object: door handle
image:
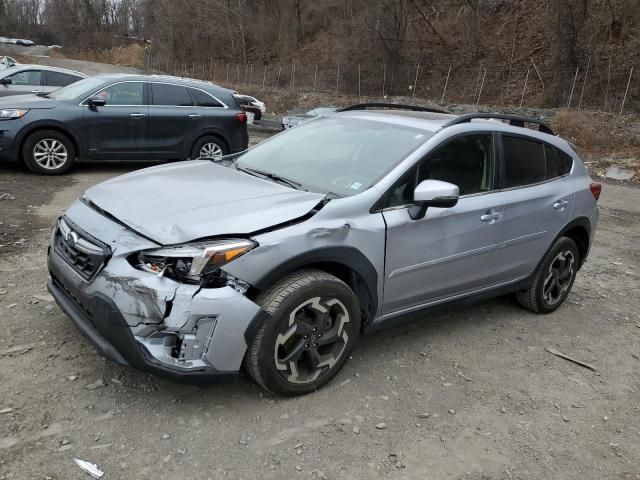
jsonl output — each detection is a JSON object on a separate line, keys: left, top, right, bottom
{"left": 188, "top": 113, "right": 201, "bottom": 118}
{"left": 480, "top": 211, "right": 502, "bottom": 222}
{"left": 553, "top": 199, "right": 569, "bottom": 210}
{"left": 130, "top": 113, "right": 146, "bottom": 118}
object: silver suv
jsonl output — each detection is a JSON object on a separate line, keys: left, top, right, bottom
{"left": 47, "top": 104, "right": 601, "bottom": 395}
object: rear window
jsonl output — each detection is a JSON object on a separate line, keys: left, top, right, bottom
{"left": 151, "top": 83, "right": 192, "bottom": 106}
{"left": 190, "top": 88, "right": 224, "bottom": 107}
{"left": 502, "top": 135, "right": 546, "bottom": 188}
{"left": 45, "top": 71, "right": 79, "bottom": 87}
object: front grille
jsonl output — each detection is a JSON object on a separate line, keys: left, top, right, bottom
{"left": 54, "top": 218, "right": 110, "bottom": 280}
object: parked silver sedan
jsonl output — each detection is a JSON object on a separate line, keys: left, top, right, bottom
{"left": 0, "top": 65, "right": 86, "bottom": 97}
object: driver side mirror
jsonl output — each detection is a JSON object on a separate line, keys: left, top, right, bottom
{"left": 409, "top": 179, "right": 459, "bottom": 220}
{"left": 0, "top": 77, "right": 12, "bottom": 85}
{"left": 87, "top": 95, "right": 106, "bottom": 107}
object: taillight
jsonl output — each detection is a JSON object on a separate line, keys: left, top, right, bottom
{"left": 235, "top": 112, "right": 247, "bottom": 123}
{"left": 589, "top": 182, "right": 602, "bottom": 201}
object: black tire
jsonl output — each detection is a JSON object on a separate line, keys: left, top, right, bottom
{"left": 22, "top": 130, "right": 75, "bottom": 175}
{"left": 190, "top": 136, "right": 227, "bottom": 160}
{"left": 517, "top": 236, "right": 580, "bottom": 314}
{"left": 246, "top": 269, "right": 361, "bottom": 396}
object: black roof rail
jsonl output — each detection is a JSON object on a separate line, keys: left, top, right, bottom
{"left": 441, "top": 113, "right": 555, "bottom": 135}
{"left": 338, "top": 103, "right": 449, "bottom": 114}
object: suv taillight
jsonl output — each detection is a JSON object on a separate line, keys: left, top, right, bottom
{"left": 235, "top": 112, "right": 247, "bottom": 124}
{"left": 589, "top": 182, "right": 602, "bottom": 201}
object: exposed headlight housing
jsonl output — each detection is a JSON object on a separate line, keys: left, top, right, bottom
{"left": 134, "top": 239, "right": 255, "bottom": 286}
{"left": 0, "top": 109, "right": 28, "bottom": 120}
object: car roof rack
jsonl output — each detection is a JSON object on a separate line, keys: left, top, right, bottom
{"left": 441, "top": 113, "right": 555, "bottom": 135}
{"left": 338, "top": 103, "right": 449, "bottom": 114}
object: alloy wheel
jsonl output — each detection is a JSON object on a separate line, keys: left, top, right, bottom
{"left": 33, "top": 139, "right": 68, "bottom": 170}
{"left": 274, "top": 296, "right": 350, "bottom": 384}
{"left": 543, "top": 250, "right": 575, "bottom": 306}
{"left": 199, "top": 142, "right": 223, "bottom": 159}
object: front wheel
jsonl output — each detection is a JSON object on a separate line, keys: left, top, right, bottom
{"left": 23, "top": 130, "right": 75, "bottom": 175}
{"left": 517, "top": 236, "right": 579, "bottom": 313}
{"left": 246, "top": 270, "right": 361, "bottom": 396}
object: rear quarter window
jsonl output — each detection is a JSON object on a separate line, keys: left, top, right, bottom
{"left": 190, "top": 88, "right": 224, "bottom": 107}
{"left": 544, "top": 144, "right": 573, "bottom": 178}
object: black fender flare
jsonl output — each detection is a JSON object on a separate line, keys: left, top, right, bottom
{"left": 531, "top": 216, "right": 592, "bottom": 277}
{"left": 244, "top": 246, "right": 379, "bottom": 343}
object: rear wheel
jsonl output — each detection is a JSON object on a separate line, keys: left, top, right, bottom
{"left": 191, "top": 136, "right": 226, "bottom": 160}
{"left": 246, "top": 270, "right": 361, "bottom": 396}
{"left": 23, "top": 130, "right": 75, "bottom": 175}
{"left": 517, "top": 236, "right": 579, "bottom": 313}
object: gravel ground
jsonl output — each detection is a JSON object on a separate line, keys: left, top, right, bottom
{"left": 1, "top": 128, "right": 640, "bottom": 480}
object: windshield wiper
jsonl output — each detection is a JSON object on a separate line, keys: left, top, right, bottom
{"left": 236, "top": 166, "right": 304, "bottom": 190}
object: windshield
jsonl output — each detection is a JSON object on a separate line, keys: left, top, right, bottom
{"left": 236, "top": 116, "right": 432, "bottom": 196}
{"left": 47, "top": 77, "right": 106, "bottom": 100}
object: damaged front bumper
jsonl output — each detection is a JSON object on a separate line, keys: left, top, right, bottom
{"left": 47, "top": 200, "right": 266, "bottom": 382}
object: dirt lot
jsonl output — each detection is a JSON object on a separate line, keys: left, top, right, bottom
{"left": 1, "top": 128, "right": 640, "bottom": 480}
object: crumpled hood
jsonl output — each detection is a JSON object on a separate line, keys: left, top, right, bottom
{"left": 84, "top": 160, "right": 325, "bottom": 245}
{"left": 0, "top": 94, "right": 60, "bottom": 109}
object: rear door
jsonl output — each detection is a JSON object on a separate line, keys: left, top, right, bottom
{"left": 1, "top": 69, "right": 43, "bottom": 97}
{"left": 83, "top": 81, "right": 149, "bottom": 160}
{"left": 147, "top": 82, "right": 203, "bottom": 159}
{"left": 495, "top": 134, "right": 575, "bottom": 282}
{"left": 190, "top": 87, "right": 235, "bottom": 149}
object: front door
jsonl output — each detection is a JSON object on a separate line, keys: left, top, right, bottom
{"left": 382, "top": 133, "right": 507, "bottom": 316}
{"left": 1, "top": 69, "right": 43, "bottom": 97}
{"left": 83, "top": 81, "right": 149, "bottom": 160}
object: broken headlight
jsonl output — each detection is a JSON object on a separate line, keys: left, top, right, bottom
{"left": 136, "top": 239, "right": 255, "bottom": 286}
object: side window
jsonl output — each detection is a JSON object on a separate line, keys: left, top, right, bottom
{"left": 8, "top": 70, "right": 42, "bottom": 85}
{"left": 191, "top": 88, "right": 224, "bottom": 107}
{"left": 544, "top": 144, "right": 573, "bottom": 179}
{"left": 45, "top": 71, "right": 78, "bottom": 87}
{"left": 151, "top": 83, "right": 192, "bottom": 106}
{"left": 385, "top": 134, "right": 494, "bottom": 208}
{"left": 417, "top": 134, "right": 494, "bottom": 196}
{"left": 95, "top": 82, "right": 144, "bottom": 105}
{"left": 502, "top": 135, "right": 546, "bottom": 188}
{"left": 235, "top": 96, "right": 249, "bottom": 106}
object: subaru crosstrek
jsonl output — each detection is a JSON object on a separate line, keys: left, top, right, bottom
{"left": 47, "top": 104, "right": 600, "bottom": 396}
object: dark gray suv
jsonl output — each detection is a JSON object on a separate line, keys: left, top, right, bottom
{"left": 0, "top": 74, "right": 248, "bottom": 174}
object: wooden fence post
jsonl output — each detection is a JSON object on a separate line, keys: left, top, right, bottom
{"left": 440, "top": 64, "right": 451, "bottom": 104}
{"left": 520, "top": 68, "right": 530, "bottom": 107}
{"left": 476, "top": 68, "right": 486, "bottom": 105}
{"left": 620, "top": 66, "right": 634, "bottom": 115}
{"left": 567, "top": 67, "right": 579, "bottom": 109}
{"left": 578, "top": 56, "right": 591, "bottom": 110}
